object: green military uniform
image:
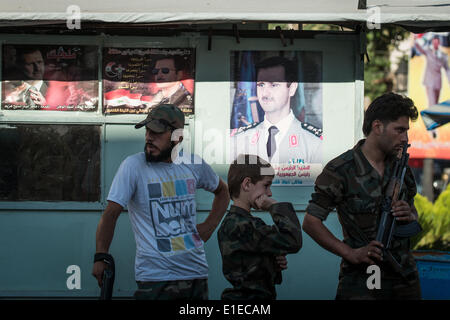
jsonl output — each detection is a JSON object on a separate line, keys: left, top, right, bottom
{"left": 218, "top": 202, "right": 302, "bottom": 300}
{"left": 306, "top": 139, "right": 421, "bottom": 300}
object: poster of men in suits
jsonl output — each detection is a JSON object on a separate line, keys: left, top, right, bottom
{"left": 230, "top": 51, "right": 323, "bottom": 186}
{"left": 102, "top": 48, "right": 195, "bottom": 115}
{"left": 2, "top": 44, "right": 98, "bottom": 111}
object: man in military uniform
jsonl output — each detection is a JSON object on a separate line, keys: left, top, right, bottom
{"left": 303, "top": 92, "right": 422, "bottom": 300}
{"left": 230, "top": 56, "right": 322, "bottom": 164}
{"left": 414, "top": 35, "right": 450, "bottom": 107}
{"left": 218, "top": 154, "right": 302, "bottom": 300}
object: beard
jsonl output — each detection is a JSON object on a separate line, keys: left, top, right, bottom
{"left": 144, "top": 141, "right": 176, "bottom": 163}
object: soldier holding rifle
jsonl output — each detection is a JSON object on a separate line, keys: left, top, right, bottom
{"left": 303, "top": 92, "right": 422, "bottom": 299}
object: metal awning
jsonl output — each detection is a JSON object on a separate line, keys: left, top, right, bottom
{"left": 0, "top": 0, "right": 449, "bottom": 32}
{"left": 421, "top": 100, "right": 450, "bottom": 130}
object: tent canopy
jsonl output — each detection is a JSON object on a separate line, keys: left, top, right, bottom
{"left": 0, "top": 0, "right": 449, "bottom": 32}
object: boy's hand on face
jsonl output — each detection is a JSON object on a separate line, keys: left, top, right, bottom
{"left": 254, "top": 194, "right": 277, "bottom": 211}
{"left": 275, "top": 255, "right": 288, "bottom": 271}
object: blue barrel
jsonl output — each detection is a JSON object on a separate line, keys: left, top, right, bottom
{"left": 414, "top": 251, "right": 450, "bottom": 300}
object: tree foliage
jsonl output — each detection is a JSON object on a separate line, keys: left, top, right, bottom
{"left": 268, "top": 24, "right": 410, "bottom": 101}
{"left": 364, "top": 26, "right": 409, "bottom": 101}
{"left": 412, "top": 184, "right": 450, "bottom": 251}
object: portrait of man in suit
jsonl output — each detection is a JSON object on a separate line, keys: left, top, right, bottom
{"left": 2, "top": 47, "right": 48, "bottom": 108}
{"left": 2, "top": 45, "right": 99, "bottom": 111}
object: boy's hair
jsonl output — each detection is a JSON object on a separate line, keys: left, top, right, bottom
{"left": 228, "top": 154, "right": 275, "bottom": 200}
{"left": 363, "top": 92, "right": 418, "bottom": 136}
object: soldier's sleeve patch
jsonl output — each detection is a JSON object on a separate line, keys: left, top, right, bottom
{"left": 301, "top": 122, "right": 322, "bottom": 138}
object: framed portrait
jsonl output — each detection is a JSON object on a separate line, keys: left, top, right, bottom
{"left": 103, "top": 48, "right": 195, "bottom": 115}
{"left": 230, "top": 51, "right": 323, "bottom": 185}
{"left": 2, "top": 44, "right": 98, "bottom": 111}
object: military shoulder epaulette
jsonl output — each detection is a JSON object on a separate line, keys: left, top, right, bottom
{"left": 301, "top": 122, "right": 322, "bottom": 138}
{"left": 235, "top": 121, "right": 262, "bottom": 135}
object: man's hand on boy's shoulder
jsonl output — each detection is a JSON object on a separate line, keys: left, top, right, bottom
{"left": 255, "top": 195, "right": 277, "bottom": 211}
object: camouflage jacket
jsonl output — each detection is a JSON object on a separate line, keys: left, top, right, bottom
{"left": 217, "top": 202, "right": 302, "bottom": 300}
{"left": 306, "top": 139, "right": 418, "bottom": 277}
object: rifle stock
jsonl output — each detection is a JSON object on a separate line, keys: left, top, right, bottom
{"left": 394, "top": 221, "right": 422, "bottom": 237}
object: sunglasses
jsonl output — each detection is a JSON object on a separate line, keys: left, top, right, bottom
{"left": 151, "top": 68, "right": 176, "bottom": 75}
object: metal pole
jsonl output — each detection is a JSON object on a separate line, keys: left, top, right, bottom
{"left": 422, "top": 158, "right": 434, "bottom": 201}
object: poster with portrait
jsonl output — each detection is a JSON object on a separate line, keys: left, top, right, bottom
{"left": 2, "top": 45, "right": 98, "bottom": 111}
{"left": 102, "top": 48, "right": 195, "bottom": 115}
{"left": 408, "top": 32, "right": 450, "bottom": 160}
{"left": 229, "top": 51, "right": 323, "bottom": 186}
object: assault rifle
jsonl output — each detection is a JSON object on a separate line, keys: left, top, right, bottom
{"left": 375, "top": 143, "right": 422, "bottom": 275}
{"left": 95, "top": 253, "right": 115, "bottom": 300}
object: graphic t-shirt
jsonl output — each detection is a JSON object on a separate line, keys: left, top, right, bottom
{"left": 107, "top": 152, "right": 219, "bottom": 281}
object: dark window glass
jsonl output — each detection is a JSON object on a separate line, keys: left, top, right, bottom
{"left": 0, "top": 124, "right": 101, "bottom": 201}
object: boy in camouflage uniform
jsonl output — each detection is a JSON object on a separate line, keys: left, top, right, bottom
{"left": 218, "top": 154, "right": 302, "bottom": 300}
{"left": 303, "top": 92, "right": 422, "bottom": 300}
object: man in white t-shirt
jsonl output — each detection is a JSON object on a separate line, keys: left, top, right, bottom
{"left": 92, "top": 104, "right": 230, "bottom": 300}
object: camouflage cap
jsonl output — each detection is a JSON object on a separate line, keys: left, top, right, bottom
{"left": 135, "top": 104, "right": 185, "bottom": 132}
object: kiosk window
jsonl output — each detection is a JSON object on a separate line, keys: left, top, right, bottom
{"left": 0, "top": 124, "right": 101, "bottom": 201}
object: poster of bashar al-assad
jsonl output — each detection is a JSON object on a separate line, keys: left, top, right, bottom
{"left": 102, "top": 48, "right": 195, "bottom": 115}
{"left": 230, "top": 51, "right": 323, "bottom": 186}
{"left": 408, "top": 32, "right": 450, "bottom": 160}
{"left": 2, "top": 45, "right": 98, "bottom": 111}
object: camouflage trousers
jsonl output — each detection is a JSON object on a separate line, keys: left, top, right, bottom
{"left": 335, "top": 270, "right": 422, "bottom": 300}
{"left": 221, "top": 288, "right": 275, "bottom": 301}
{"left": 134, "top": 278, "right": 208, "bottom": 300}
